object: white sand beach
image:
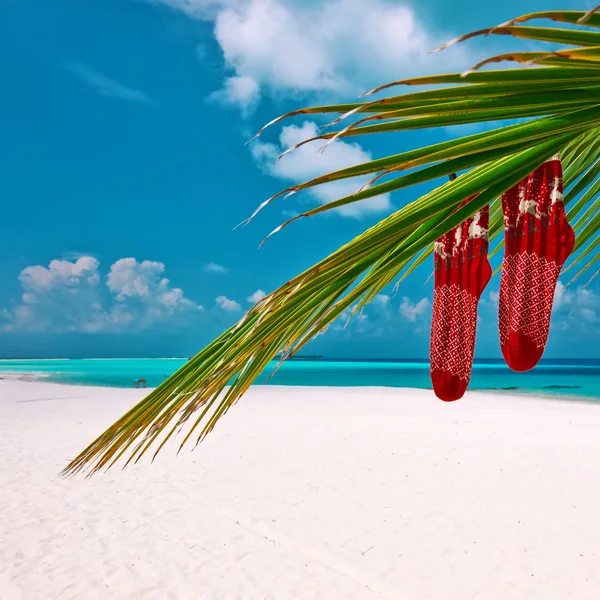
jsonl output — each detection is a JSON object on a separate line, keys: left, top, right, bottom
{"left": 2, "top": 378, "right": 600, "bottom": 599}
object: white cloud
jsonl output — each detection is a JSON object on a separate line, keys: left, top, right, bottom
{"left": 19, "top": 257, "right": 100, "bottom": 293}
{"left": 146, "top": 1, "right": 471, "bottom": 221}
{"left": 477, "top": 281, "right": 599, "bottom": 335}
{"left": 553, "top": 282, "right": 568, "bottom": 310}
{"left": 150, "top": 0, "right": 470, "bottom": 110}
{"left": 580, "top": 307, "right": 597, "bottom": 322}
{"left": 204, "top": 262, "right": 230, "bottom": 273}
{"left": 373, "top": 294, "right": 391, "bottom": 309}
{"left": 0, "top": 257, "right": 103, "bottom": 333}
{"left": 67, "top": 62, "right": 153, "bottom": 104}
{"left": 108, "top": 259, "right": 164, "bottom": 300}
{"left": 553, "top": 283, "right": 598, "bottom": 326}
{"left": 251, "top": 121, "right": 392, "bottom": 217}
{"left": 208, "top": 75, "right": 260, "bottom": 114}
{"left": 330, "top": 293, "right": 431, "bottom": 338}
{"left": 247, "top": 289, "right": 266, "bottom": 303}
{"left": 216, "top": 295, "right": 242, "bottom": 311}
{"left": 399, "top": 296, "right": 431, "bottom": 322}
{"left": 107, "top": 258, "right": 199, "bottom": 315}
{"left": 0, "top": 257, "right": 201, "bottom": 333}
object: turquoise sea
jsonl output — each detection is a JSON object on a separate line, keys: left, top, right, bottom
{"left": 0, "top": 358, "right": 599, "bottom": 400}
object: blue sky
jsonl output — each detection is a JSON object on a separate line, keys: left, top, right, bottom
{"left": 0, "top": 0, "right": 598, "bottom": 359}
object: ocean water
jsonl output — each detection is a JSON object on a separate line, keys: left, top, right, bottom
{"left": 0, "top": 358, "right": 599, "bottom": 400}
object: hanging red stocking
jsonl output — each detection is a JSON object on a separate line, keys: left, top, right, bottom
{"left": 499, "top": 155, "right": 575, "bottom": 371}
{"left": 430, "top": 199, "right": 492, "bottom": 401}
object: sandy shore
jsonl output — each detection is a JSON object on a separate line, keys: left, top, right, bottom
{"left": 2, "top": 379, "right": 600, "bottom": 599}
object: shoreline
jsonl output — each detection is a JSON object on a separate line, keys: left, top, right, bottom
{"left": 1, "top": 371, "right": 598, "bottom": 406}
{"left": 0, "top": 371, "right": 51, "bottom": 382}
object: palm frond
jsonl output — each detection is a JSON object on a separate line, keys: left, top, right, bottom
{"left": 63, "top": 6, "right": 600, "bottom": 475}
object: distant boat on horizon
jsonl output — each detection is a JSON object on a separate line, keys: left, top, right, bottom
{"left": 275, "top": 354, "right": 324, "bottom": 361}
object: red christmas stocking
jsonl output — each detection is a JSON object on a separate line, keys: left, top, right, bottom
{"left": 499, "top": 155, "right": 575, "bottom": 371}
{"left": 430, "top": 199, "right": 492, "bottom": 401}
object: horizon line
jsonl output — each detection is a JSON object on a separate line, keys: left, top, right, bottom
{"left": 0, "top": 356, "right": 598, "bottom": 361}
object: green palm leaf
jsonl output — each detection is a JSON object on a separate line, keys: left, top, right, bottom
{"left": 63, "top": 6, "right": 600, "bottom": 476}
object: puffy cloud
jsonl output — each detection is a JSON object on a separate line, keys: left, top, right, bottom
{"left": 216, "top": 295, "right": 242, "bottom": 311}
{"left": 153, "top": 0, "right": 469, "bottom": 110}
{"left": 0, "top": 256, "right": 202, "bottom": 333}
{"left": 399, "top": 296, "right": 431, "bottom": 322}
{"left": 204, "top": 262, "right": 230, "bottom": 273}
{"left": 330, "top": 293, "right": 431, "bottom": 339}
{"left": 0, "top": 257, "right": 103, "bottom": 333}
{"left": 553, "top": 284, "right": 598, "bottom": 326}
{"left": 107, "top": 258, "right": 199, "bottom": 315}
{"left": 251, "top": 121, "right": 392, "bottom": 217}
{"left": 247, "top": 289, "right": 267, "bottom": 303}
{"left": 108, "top": 259, "right": 163, "bottom": 300}
{"left": 20, "top": 257, "right": 100, "bottom": 292}
{"left": 67, "top": 63, "right": 153, "bottom": 104}
{"left": 208, "top": 75, "right": 260, "bottom": 114}
{"left": 373, "top": 294, "right": 391, "bottom": 309}
{"left": 147, "top": 1, "right": 470, "bottom": 219}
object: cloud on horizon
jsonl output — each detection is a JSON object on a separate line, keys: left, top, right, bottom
{"left": 0, "top": 257, "right": 202, "bottom": 333}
